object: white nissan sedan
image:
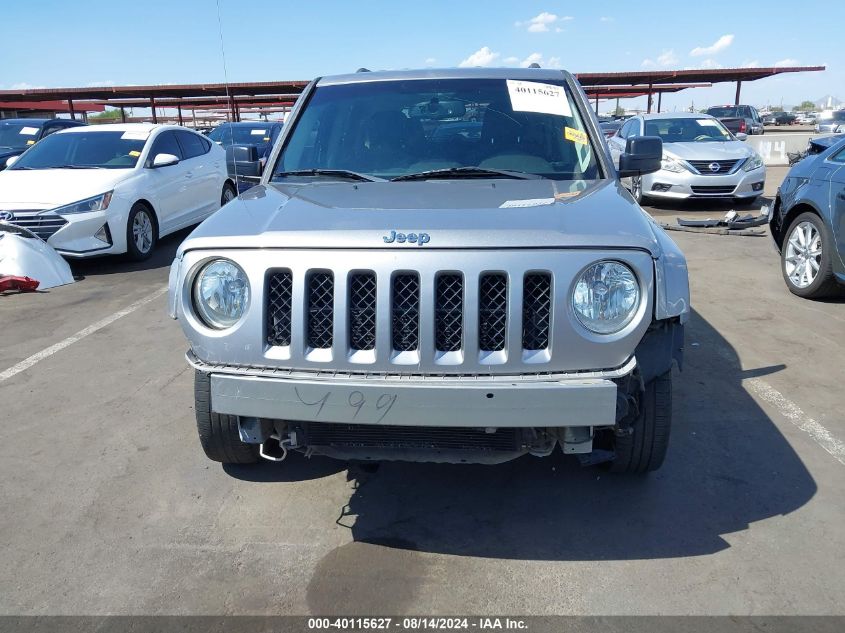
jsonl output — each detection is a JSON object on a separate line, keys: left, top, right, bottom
{"left": 0, "top": 123, "right": 235, "bottom": 260}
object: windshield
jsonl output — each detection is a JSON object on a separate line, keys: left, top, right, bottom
{"left": 209, "top": 124, "right": 277, "bottom": 146}
{"left": 706, "top": 107, "right": 740, "bottom": 118}
{"left": 8, "top": 131, "right": 146, "bottom": 170}
{"left": 644, "top": 118, "right": 734, "bottom": 143}
{"left": 0, "top": 122, "right": 42, "bottom": 150}
{"left": 273, "top": 78, "right": 600, "bottom": 181}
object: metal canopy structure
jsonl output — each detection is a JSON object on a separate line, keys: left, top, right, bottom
{"left": 576, "top": 66, "right": 826, "bottom": 112}
{"left": 0, "top": 65, "right": 825, "bottom": 121}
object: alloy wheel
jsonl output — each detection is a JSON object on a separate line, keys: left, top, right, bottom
{"left": 784, "top": 221, "right": 822, "bottom": 288}
{"left": 132, "top": 210, "right": 154, "bottom": 254}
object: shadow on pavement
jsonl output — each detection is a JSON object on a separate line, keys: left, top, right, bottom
{"left": 67, "top": 227, "right": 193, "bottom": 279}
{"left": 304, "top": 307, "right": 815, "bottom": 563}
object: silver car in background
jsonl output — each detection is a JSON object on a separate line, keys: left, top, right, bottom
{"left": 607, "top": 113, "right": 766, "bottom": 204}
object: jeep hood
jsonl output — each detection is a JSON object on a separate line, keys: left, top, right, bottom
{"left": 179, "top": 179, "right": 663, "bottom": 255}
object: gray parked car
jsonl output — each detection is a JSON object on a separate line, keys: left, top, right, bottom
{"left": 771, "top": 135, "right": 845, "bottom": 299}
{"left": 168, "top": 68, "right": 690, "bottom": 473}
{"left": 607, "top": 113, "right": 765, "bottom": 204}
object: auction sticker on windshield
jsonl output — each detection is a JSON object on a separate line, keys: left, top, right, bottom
{"left": 121, "top": 131, "right": 150, "bottom": 140}
{"left": 19, "top": 127, "right": 39, "bottom": 136}
{"left": 506, "top": 80, "right": 572, "bottom": 117}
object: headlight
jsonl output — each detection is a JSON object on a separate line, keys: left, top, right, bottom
{"left": 743, "top": 154, "right": 764, "bottom": 171}
{"left": 192, "top": 259, "right": 250, "bottom": 329}
{"left": 53, "top": 191, "right": 113, "bottom": 215}
{"left": 572, "top": 261, "right": 640, "bottom": 335}
{"left": 660, "top": 155, "right": 688, "bottom": 173}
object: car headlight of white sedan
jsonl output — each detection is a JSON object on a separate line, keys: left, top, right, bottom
{"left": 742, "top": 154, "right": 764, "bottom": 171}
{"left": 53, "top": 191, "right": 113, "bottom": 215}
{"left": 192, "top": 259, "right": 250, "bottom": 329}
{"left": 572, "top": 261, "right": 640, "bottom": 334}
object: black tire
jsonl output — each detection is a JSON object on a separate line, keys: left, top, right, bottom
{"left": 194, "top": 370, "right": 259, "bottom": 464}
{"left": 125, "top": 202, "right": 157, "bottom": 261}
{"left": 221, "top": 181, "right": 237, "bottom": 206}
{"left": 780, "top": 212, "right": 840, "bottom": 299}
{"left": 609, "top": 371, "right": 672, "bottom": 474}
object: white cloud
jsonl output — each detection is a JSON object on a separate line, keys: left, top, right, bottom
{"left": 9, "top": 82, "right": 44, "bottom": 90}
{"left": 641, "top": 50, "right": 678, "bottom": 68}
{"left": 458, "top": 46, "right": 500, "bottom": 68}
{"left": 742, "top": 60, "right": 760, "bottom": 68}
{"left": 518, "top": 53, "right": 562, "bottom": 69}
{"left": 503, "top": 56, "right": 520, "bottom": 65}
{"left": 599, "top": 16, "right": 614, "bottom": 22}
{"left": 697, "top": 59, "right": 723, "bottom": 69}
{"left": 774, "top": 58, "right": 799, "bottom": 67}
{"left": 689, "top": 34, "right": 734, "bottom": 57}
{"left": 657, "top": 50, "right": 679, "bottom": 66}
{"left": 515, "top": 12, "right": 573, "bottom": 33}
{"left": 424, "top": 58, "right": 437, "bottom": 66}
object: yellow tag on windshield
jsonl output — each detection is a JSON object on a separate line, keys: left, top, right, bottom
{"left": 564, "top": 127, "right": 588, "bottom": 145}
{"left": 129, "top": 150, "right": 141, "bottom": 157}
{"left": 26, "top": 140, "right": 35, "bottom": 145}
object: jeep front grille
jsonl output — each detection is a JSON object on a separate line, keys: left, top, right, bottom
{"left": 522, "top": 273, "right": 552, "bottom": 351}
{"left": 263, "top": 266, "right": 566, "bottom": 368}
{"left": 435, "top": 273, "right": 463, "bottom": 352}
{"left": 307, "top": 271, "right": 334, "bottom": 349}
{"left": 349, "top": 272, "right": 377, "bottom": 351}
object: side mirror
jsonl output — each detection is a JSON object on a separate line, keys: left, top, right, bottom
{"left": 618, "top": 136, "right": 662, "bottom": 178}
{"left": 152, "top": 153, "right": 179, "bottom": 168}
{"left": 4, "top": 155, "right": 19, "bottom": 168}
{"left": 736, "top": 132, "right": 748, "bottom": 141}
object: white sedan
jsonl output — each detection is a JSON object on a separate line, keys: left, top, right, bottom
{"left": 0, "top": 123, "right": 236, "bottom": 260}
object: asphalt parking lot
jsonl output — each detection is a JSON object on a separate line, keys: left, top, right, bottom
{"left": 1, "top": 166, "right": 844, "bottom": 615}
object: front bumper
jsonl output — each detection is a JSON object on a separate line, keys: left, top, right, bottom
{"left": 48, "top": 207, "right": 129, "bottom": 257}
{"left": 190, "top": 352, "right": 631, "bottom": 429}
{"left": 642, "top": 165, "right": 765, "bottom": 199}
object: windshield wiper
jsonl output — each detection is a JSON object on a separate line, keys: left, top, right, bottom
{"left": 46, "top": 165, "right": 106, "bottom": 169}
{"left": 391, "top": 166, "right": 543, "bottom": 182}
{"left": 274, "top": 169, "right": 383, "bottom": 182}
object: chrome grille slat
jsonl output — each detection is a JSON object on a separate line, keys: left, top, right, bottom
{"left": 392, "top": 273, "right": 420, "bottom": 352}
{"left": 688, "top": 159, "right": 742, "bottom": 175}
{"left": 306, "top": 271, "right": 334, "bottom": 349}
{"left": 435, "top": 273, "right": 463, "bottom": 352}
{"left": 522, "top": 273, "right": 552, "bottom": 350}
{"left": 348, "top": 272, "right": 377, "bottom": 351}
{"left": 478, "top": 273, "right": 508, "bottom": 351}
{"left": 1, "top": 212, "right": 68, "bottom": 241}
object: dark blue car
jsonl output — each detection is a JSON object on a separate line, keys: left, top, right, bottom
{"left": 0, "top": 118, "right": 85, "bottom": 170}
{"left": 771, "top": 135, "right": 845, "bottom": 299}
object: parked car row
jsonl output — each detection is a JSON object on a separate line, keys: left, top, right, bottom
{"left": 815, "top": 110, "right": 845, "bottom": 134}
{"left": 0, "top": 123, "right": 235, "bottom": 260}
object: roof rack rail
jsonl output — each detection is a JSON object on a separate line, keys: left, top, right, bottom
{"left": 356, "top": 68, "right": 371, "bottom": 73}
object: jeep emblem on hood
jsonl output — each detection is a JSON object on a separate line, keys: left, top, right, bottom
{"left": 383, "top": 230, "right": 430, "bottom": 246}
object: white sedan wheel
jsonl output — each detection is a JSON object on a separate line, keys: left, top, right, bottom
{"left": 132, "top": 208, "right": 154, "bottom": 254}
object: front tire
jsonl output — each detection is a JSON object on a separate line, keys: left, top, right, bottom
{"left": 125, "top": 202, "right": 157, "bottom": 261}
{"left": 194, "top": 370, "right": 259, "bottom": 464}
{"left": 781, "top": 212, "right": 839, "bottom": 299}
{"left": 609, "top": 371, "right": 672, "bottom": 474}
{"left": 221, "top": 182, "right": 237, "bottom": 206}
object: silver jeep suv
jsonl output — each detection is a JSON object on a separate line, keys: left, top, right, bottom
{"left": 168, "top": 68, "right": 690, "bottom": 473}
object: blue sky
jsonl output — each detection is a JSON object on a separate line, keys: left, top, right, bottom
{"left": 2, "top": 0, "right": 842, "bottom": 112}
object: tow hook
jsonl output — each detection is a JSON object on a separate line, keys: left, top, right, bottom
{"left": 259, "top": 435, "right": 291, "bottom": 462}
